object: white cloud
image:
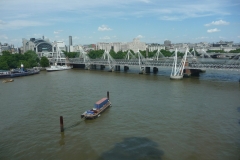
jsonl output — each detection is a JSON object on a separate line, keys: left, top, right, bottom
{"left": 54, "top": 30, "right": 63, "bottom": 34}
{"left": 98, "top": 25, "right": 112, "bottom": 31}
{"left": 0, "top": 1, "right": 233, "bottom": 26}
{"left": 33, "top": 33, "right": 41, "bottom": 37}
{"left": 100, "top": 36, "right": 110, "bottom": 40}
{"left": 0, "top": 35, "right": 8, "bottom": 39}
{"left": 73, "top": 36, "right": 79, "bottom": 39}
{"left": 196, "top": 36, "right": 209, "bottom": 39}
{"left": 205, "top": 20, "right": 229, "bottom": 26}
{"left": 207, "top": 28, "right": 220, "bottom": 33}
{"left": 0, "top": 20, "right": 6, "bottom": 25}
{"left": 136, "top": 35, "right": 143, "bottom": 38}
{"left": 0, "top": 20, "right": 50, "bottom": 30}
{"left": 139, "top": 0, "right": 151, "bottom": 3}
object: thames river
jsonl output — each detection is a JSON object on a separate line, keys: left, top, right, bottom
{"left": 0, "top": 68, "right": 240, "bottom": 160}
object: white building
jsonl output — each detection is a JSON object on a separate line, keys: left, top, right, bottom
{"left": 96, "top": 38, "right": 146, "bottom": 53}
{"left": 127, "top": 38, "right": 146, "bottom": 53}
{"left": 97, "top": 42, "right": 112, "bottom": 51}
{"left": 73, "top": 45, "right": 84, "bottom": 52}
{"left": 147, "top": 44, "right": 165, "bottom": 52}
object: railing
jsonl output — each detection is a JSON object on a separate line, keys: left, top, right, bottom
{"left": 50, "top": 58, "right": 240, "bottom": 71}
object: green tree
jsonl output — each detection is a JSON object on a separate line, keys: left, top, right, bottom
{"left": 62, "top": 51, "right": 79, "bottom": 58}
{"left": 40, "top": 57, "right": 50, "bottom": 67}
{"left": 229, "top": 49, "right": 240, "bottom": 53}
{"left": 206, "top": 50, "right": 224, "bottom": 53}
{"left": 88, "top": 50, "right": 104, "bottom": 59}
{"left": 0, "top": 59, "right": 9, "bottom": 70}
{"left": 24, "top": 50, "right": 38, "bottom": 67}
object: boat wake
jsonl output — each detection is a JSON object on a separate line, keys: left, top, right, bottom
{"left": 63, "top": 120, "right": 84, "bottom": 130}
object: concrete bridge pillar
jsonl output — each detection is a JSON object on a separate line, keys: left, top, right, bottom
{"left": 145, "top": 67, "right": 150, "bottom": 73}
{"left": 91, "top": 64, "right": 97, "bottom": 69}
{"left": 115, "top": 65, "right": 120, "bottom": 71}
{"left": 153, "top": 67, "right": 158, "bottom": 74}
{"left": 184, "top": 61, "right": 201, "bottom": 77}
{"left": 124, "top": 66, "right": 129, "bottom": 71}
{"left": 100, "top": 65, "right": 105, "bottom": 70}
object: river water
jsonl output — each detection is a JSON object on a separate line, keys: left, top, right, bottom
{"left": 0, "top": 67, "right": 240, "bottom": 160}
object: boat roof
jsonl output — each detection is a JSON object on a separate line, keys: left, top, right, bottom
{"left": 95, "top": 97, "right": 108, "bottom": 104}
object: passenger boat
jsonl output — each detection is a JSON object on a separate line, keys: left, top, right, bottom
{"left": 81, "top": 97, "right": 111, "bottom": 120}
{"left": 0, "top": 70, "right": 11, "bottom": 78}
{"left": 46, "top": 63, "right": 72, "bottom": 72}
{"left": 46, "top": 47, "right": 72, "bottom": 72}
{"left": 10, "top": 68, "right": 40, "bottom": 77}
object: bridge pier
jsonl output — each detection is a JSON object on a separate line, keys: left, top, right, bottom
{"left": 184, "top": 61, "right": 201, "bottom": 77}
{"left": 153, "top": 67, "right": 158, "bottom": 74}
{"left": 145, "top": 67, "right": 150, "bottom": 74}
{"left": 115, "top": 65, "right": 120, "bottom": 71}
{"left": 72, "top": 64, "right": 85, "bottom": 69}
{"left": 124, "top": 66, "right": 129, "bottom": 71}
{"left": 91, "top": 64, "right": 97, "bottom": 69}
{"left": 100, "top": 65, "right": 105, "bottom": 70}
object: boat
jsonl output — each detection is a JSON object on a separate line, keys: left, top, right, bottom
{"left": 0, "top": 70, "right": 11, "bottom": 79}
{"left": 46, "top": 63, "right": 72, "bottom": 72}
{"left": 81, "top": 97, "right": 112, "bottom": 120}
{"left": 10, "top": 68, "right": 40, "bottom": 77}
{"left": 46, "top": 47, "right": 72, "bottom": 72}
{"left": 2, "top": 79, "right": 14, "bottom": 83}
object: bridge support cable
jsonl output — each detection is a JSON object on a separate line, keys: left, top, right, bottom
{"left": 170, "top": 48, "right": 188, "bottom": 79}
{"left": 200, "top": 48, "right": 215, "bottom": 63}
{"left": 79, "top": 51, "right": 91, "bottom": 69}
{"left": 227, "top": 53, "right": 240, "bottom": 66}
{"left": 49, "top": 46, "right": 67, "bottom": 65}
{"left": 102, "top": 50, "right": 116, "bottom": 71}
{"left": 125, "top": 50, "right": 136, "bottom": 60}
{"left": 153, "top": 49, "right": 165, "bottom": 61}
{"left": 136, "top": 50, "right": 151, "bottom": 74}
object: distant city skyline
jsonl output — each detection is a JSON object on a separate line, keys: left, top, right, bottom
{"left": 0, "top": 0, "right": 240, "bottom": 47}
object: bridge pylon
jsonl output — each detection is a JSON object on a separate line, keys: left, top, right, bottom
{"left": 170, "top": 48, "right": 188, "bottom": 79}
{"left": 125, "top": 50, "right": 136, "bottom": 60}
{"left": 78, "top": 50, "right": 91, "bottom": 69}
{"left": 102, "top": 50, "right": 116, "bottom": 72}
{"left": 153, "top": 49, "right": 165, "bottom": 61}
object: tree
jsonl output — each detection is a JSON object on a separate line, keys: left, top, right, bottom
{"left": 0, "top": 59, "right": 9, "bottom": 70}
{"left": 62, "top": 51, "right": 79, "bottom": 58}
{"left": 40, "top": 57, "right": 50, "bottom": 67}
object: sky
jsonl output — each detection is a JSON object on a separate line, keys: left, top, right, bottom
{"left": 0, "top": 0, "right": 240, "bottom": 47}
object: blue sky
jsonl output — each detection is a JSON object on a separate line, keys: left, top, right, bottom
{"left": 0, "top": 0, "right": 240, "bottom": 47}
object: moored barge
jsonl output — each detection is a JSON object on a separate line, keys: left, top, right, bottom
{"left": 81, "top": 96, "right": 112, "bottom": 120}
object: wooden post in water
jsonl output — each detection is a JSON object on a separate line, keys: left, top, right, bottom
{"left": 60, "top": 116, "right": 64, "bottom": 132}
{"left": 107, "top": 91, "right": 109, "bottom": 100}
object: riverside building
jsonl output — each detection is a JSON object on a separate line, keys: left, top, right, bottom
{"left": 22, "top": 37, "right": 67, "bottom": 58}
{"left": 96, "top": 38, "right": 146, "bottom": 53}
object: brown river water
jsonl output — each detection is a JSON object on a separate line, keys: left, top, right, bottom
{"left": 0, "top": 67, "right": 240, "bottom": 160}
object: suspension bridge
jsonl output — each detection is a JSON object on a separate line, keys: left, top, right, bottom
{"left": 52, "top": 48, "right": 240, "bottom": 79}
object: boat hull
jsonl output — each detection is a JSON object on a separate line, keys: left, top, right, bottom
{"left": 10, "top": 69, "right": 40, "bottom": 77}
{"left": 46, "top": 65, "right": 72, "bottom": 72}
{"left": 170, "top": 75, "right": 183, "bottom": 80}
{"left": 81, "top": 102, "right": 111, "bottom": 120}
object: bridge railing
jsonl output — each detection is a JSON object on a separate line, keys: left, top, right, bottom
{"left": 56, "top": 57, "right": 240, "bottom": 71}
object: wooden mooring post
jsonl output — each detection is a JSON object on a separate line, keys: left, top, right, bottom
{"left": 60, "top": 116, "right": 64, "bottom": 132}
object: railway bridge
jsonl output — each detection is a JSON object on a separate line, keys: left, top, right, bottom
{"left": 52, "top": 49, "right": 240, "bottom": 79}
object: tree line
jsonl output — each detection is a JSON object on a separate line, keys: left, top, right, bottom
{"left": 60, "top": 49, "right": 195, "bottom": 59}
{"left": 0, "top": 51, "right": 49, "bottom": 70}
